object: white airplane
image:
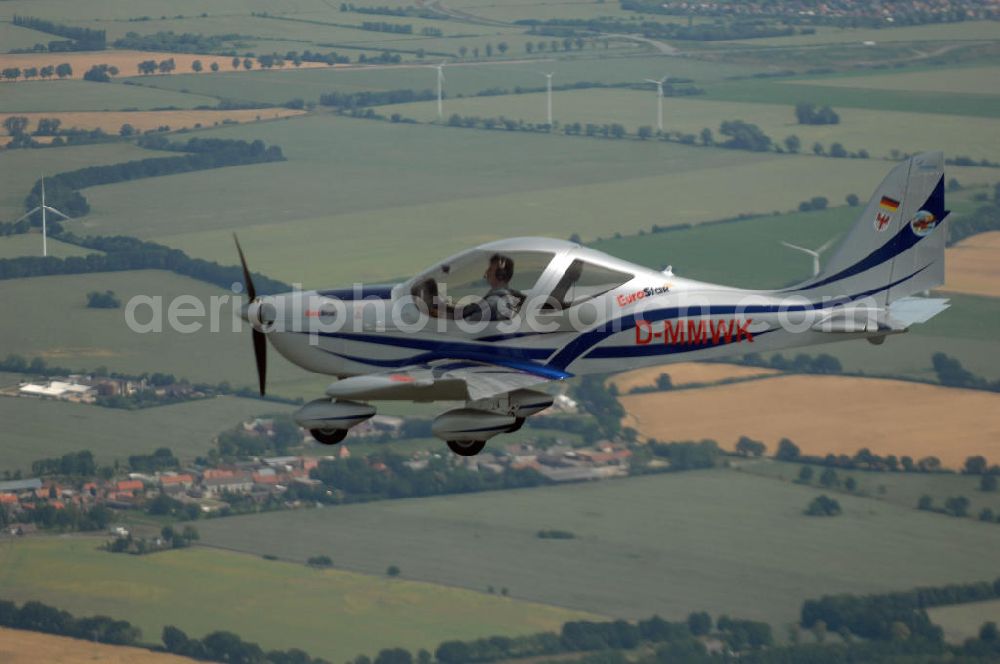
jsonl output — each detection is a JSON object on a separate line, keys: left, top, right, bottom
{"left": 236, "top": 152, "right": 950, "bottom": 456}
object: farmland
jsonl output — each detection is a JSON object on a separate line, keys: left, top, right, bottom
{"left": 377, "top": 88, "right": 1000, "bottom": 161}
{"left": 0, "top": 108, "right": 306, "bottom": 137}
{"left": 609, "top": 361, "right": 778, "bottom": 393}
{"left": 943, "top": 231, "right": 1000, "bottom": 298}
{"left": 0, "top": 233, "right": 95, "bottom": 259}
{"left": 0, "top": 394, "right": 292, "bottom": 474}
{"left": 0, "top": 537, "right": 598, "bottom": 661}
{"left": 0, "top": 627, "right": 198, "bottom": 664}
{"left": 930, "top": 599, "right": 1000, "bottom": 643}
{"left": 792, "top": 64, "right": 1000, "bottom": 96}
{"left": 0, "top": 80, "right": 215, "bottom": 113}
{"left": 620, "top": 375, "right": 1000, "bottom": 469}
{"left": 191, "top": 468, "right": 1000, "bottom": 626}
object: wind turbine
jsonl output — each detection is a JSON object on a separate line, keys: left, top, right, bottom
{"left": 643, "top": 75, "right": 668, "bottom": 133}
{"left": 541, "top": 72, "right": 554, "bottom": 126}
{"left": 780, "top": 238, "right": 835, "bottom": 277}
{"left": 13, "top": 178, "right": 71, "bottom": 257}
{"left": 431, "top": 61, "right": 446, "bottom": 119}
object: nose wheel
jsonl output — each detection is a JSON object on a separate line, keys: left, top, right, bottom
{"left": 310, "top": 428, "right": 348, "bottom": 445}
{"left": 447, "top": 440, "right": 486, "bottom": 456}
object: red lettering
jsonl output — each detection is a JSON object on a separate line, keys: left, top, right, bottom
{"left": 710, "top": 319, "right": 735, "bottom": 345}
{"left": 635, "top": 321, "right": 653, "bottom": 345}
{"left": 686, "top": 319, "right": 707, "bottom": 345}
{"left": 735, "top": 319, "right": 754, "bottom": 342}
{"left": 664, "top": 320, "right": 684, "bottom": 344}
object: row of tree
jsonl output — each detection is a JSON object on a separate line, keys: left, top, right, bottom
{"left": 796, "top": 102, "right": 840, "bottom": 125}
{"left": 0, "top": 63, "right": 73, "bottom": 81}
{"left": 520, "top": 16, "right": 797, "bottom": 41}
{"left": 0, "top": 600, "right": 138, "bottom": 646}
{"left": 12, "top": 15, "right": 106, "bottom": 50}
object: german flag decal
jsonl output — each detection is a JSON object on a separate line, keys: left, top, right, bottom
{"left": 879, "top": 196, "right": 900, "bottom": 211}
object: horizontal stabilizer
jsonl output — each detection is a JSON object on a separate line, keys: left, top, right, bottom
{"left": 887, "top": 297, "right": 950, "bottom": 327}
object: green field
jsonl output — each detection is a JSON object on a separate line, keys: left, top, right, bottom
{"left": 720, "top": 20, "right": 1000, "bottom": 47}
{"left": 930, "top": 599, "right": 1000, "bottom": 643}
{"left": 792, "top": 64, "right": 1000, "bottom": 96}
{"left": 190, "top": 469, "right": 1000, "bottom": 626}
{"left": 0, "top": 233, "right": 97, "bottom": 259}
{"left": 0, "top": 141, "right": 154, "bottom": 219}
{"left": 0, "top": 537, "right": 596, "bottom": 660}
{"left": 0, "top": 395, "right": 291, "bottom": 473}
{"left": 733, "top": 457, "right": 1000, "bottom": 518}
{"left": 71, "top": 114, "right": 923, "bottom": 288}
{"left": 0, "top": 80, "right": 216, "bottom": 113}
{"left": 379, "top": 87, "right": 1000, "bottom": 160}
{"left": 0, "top": 22, "right": 55, "bottom": 51}
{"left": 121, "top": 56, "right": 757, "bottom": 105}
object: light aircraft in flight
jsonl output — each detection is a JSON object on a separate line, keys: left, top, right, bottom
{"left": 235, "top": 152, "right": 950, "bottom": 456}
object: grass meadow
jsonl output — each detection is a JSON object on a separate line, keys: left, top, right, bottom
{"left": 190, "top": 468, "right": 1000, "bottom": 627}
{"left": 0, "top": 80, "right": 216, "bottom": 113}
{"left": 0, "top": 395, "right": 291, "bottom": 473}
{"left": 930, "top": 599, "right": 1000, "bottom": 643}
{"left": 0, "top": 537, "right": 597, "bottom": 661}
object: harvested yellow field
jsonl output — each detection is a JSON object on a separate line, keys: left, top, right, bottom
{"left": 0, "top": 109, "right": 305, "bottom": 136}
{"left": 609, "top": 362, "right": 778, "bottom": 393}
{"left": 941, "top": 231, "right": 1000, "bottom": 298}
{"left": 0, "top": 50, "right": 328, "bottom": 81}
{"left": 621, "top": 375, "right": 1000, "bottom": 468}
{"left": 0, "top": 627, "right": 197, "bottom": 664}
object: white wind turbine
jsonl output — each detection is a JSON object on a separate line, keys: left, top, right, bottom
{"left": 780, "top": 238, "right": 836, "bottom": 277}
{"left": 431, "top": 61, "right": 446, "bottom": 119}
{"left": 644, "top": 75, "right": 668, "bottom": 133}
{"left": 13, "top": 178, "right": 71, "bottom": 257}
{"left": 541, "top": 71, "right": 554, "bottom": 126}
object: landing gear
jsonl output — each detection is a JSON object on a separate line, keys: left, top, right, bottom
{"left": 447, "top": 440, "right": 486, "bottom": 456}
{"left": 310, "top": 428, "right": 348, "bottom": 445}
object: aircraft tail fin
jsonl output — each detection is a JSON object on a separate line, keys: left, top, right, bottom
{"left": 790, "top": 151, "right": 949, "bottom": 307}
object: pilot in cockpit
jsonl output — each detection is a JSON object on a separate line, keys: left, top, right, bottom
{"left": 483, "top": 253, "right": 520, "bottom": 321}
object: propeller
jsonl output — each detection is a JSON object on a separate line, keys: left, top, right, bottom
{"left": 234, "top": 234, "right": 267, "bottom": 396}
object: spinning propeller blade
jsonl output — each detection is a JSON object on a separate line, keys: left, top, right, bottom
{"left": 234, "top": 234, "right": 266, "bottom": 396}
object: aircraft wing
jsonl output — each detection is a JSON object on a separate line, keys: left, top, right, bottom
{"left": 325, "top": 360, "right": 570, "bottom": 402}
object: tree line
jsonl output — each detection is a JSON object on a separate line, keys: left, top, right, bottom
{"left": 320, "top": 88, "right": 436, "bottom": 109}
{"left": 0, "top": 599, "right": 139, "bottom": 646}
{"left": 519, "top": 15, "right": 797, "bottom": 41}
{"left": 0, "top": 63, "right": 73, "bottom": 82}
{"left": 340, "top": 3, "right": 442, "bottom": 20}
{"left": 112, "top": 30, "right": 244, "bottom": 53}
{"left": 12, "top": 15, "right": 106, "bottom": 50}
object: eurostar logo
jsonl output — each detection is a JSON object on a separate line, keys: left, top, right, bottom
{"left": 616, "top": 284, "right": 671, "bottom": 308}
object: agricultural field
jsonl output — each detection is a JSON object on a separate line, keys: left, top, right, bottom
{"left": 0, "top": 50, "right": 330, "bottom": 82}
{"left": 620, "top": 375, "right": 1000, "bottom": 469}
{"left": 0, "top": 22, "right": 54, "bottom": 51}
{"left": 378, "top": 87, "right": 1000, "bottom": 161}
{"left": 0, "top": 108, "right": 305, "bottom": 137}
{"left": 0, "top": 537, "right": 597, "bottom": 661}
{"left": 929, "top": 599, "right": 1000, "bottom": 644}
{"left": 609, "top": 362, "right": 778, "bottom": 393}
{"left": 0, "top": 79, "right": 215, "bottom": 113}
{"left": 0, "top": 627, "right": 198, "bottom": 664}
{"left": 0, "top": 140, "right": 153, "bottom": 218}
{"left": 718, "top": 20, "right": 1000, "bottom": 47}
{"left": 0, "top": 394, "right": 291, "bottom": 473}
{"left": 191, "top": 468, "right": 1000, "bottom": 626}
{"left": 122, "top": 55, "right": 758, "bottom": 105}
{"left": 72, "top": 114, "right": 928, "bottom": 288}
{"left": 943, "top": 231, "right": 1000, "bottom": 298}
{"left": 732, "top": 457, "right": 1000, "bottom": 520}
{"left": 0, "top": 233, "right": 96, "bottom": 259}
{"left": 792, "top": 64, "right": 1000, "bottom": 97}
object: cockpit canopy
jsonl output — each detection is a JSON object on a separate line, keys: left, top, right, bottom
{"left": 405, "top": 238, "right": 636, "bottom": 320}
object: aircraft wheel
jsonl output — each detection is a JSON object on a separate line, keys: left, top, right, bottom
{"left": 447, "top": 440, "right": 486, "bottom": 456}
{"left": 310, "top": 428, "right": 348, "bottom": 445}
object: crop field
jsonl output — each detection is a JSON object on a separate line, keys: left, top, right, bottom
{"left": 0, "top": 394, "right": 291, "bottom": 473}
{"left": 929, "top": 600, "right": 1000, "bottom": 644}
{"left": 0, "top": 22, "right": 55, "bottom": 52}
{"left": 0, "top": 141, "right": 153, "bottom": 218}
{"left": 0, "top": 108, "right": 306, "bottom": 137}
{"left": 733, "top": 457, "right": 1000, "bottom": 520}
{"left": 0, "top": 50, "right": 330, "bottom": 83}
{"left": 70, "top": 114, "right": 919, "bottom": 288}
{"left": 942, "top": 231, "right": 1000, "bottom": 298}
{"left": 379, "top": 88, "right": 1000, "bottom": 161}
{"left": 621, "top": 376, "right": 1000, "bottom": 469}
{"left": 0, "top": 537, "right": 597, "bottom": 661}
{"left": 0, "top": 627, "right": 197, "bottom": 664}
{"left": 0, "top": 80, "right": 215, "bottom": 113}
{"left": 191, "top": 468, "right": 1000, "bottom": 626}
{"left": 791, "top": 64, "right": 1000, "bottom": 96}
{"left": 609, "top": 362, "right": 778, "bottom": 393}
{"left": 0, "top": 233, "right": 96, "bottom": 259}
{"left": 122, "top": 55, "right": 758, "bottom": 105}
{"left": 721, "top": 20, "right": 1000, "bottom": 47}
